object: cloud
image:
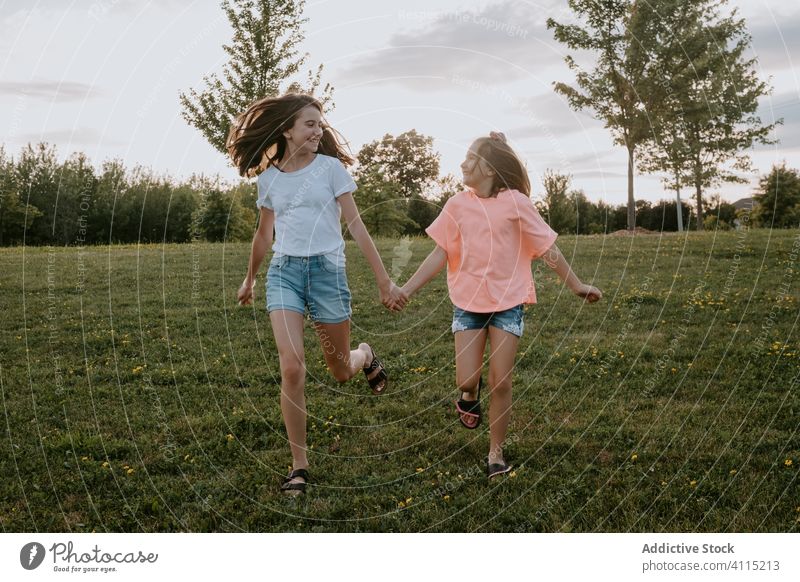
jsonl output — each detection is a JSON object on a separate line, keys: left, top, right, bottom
{"left": 511, "top": 90, "right": 604, "bottom": 138}
{"left": 755, "top": 90, "right": 800, "bottom": 149}
{"left": 0, "top": 80, "right": 101, "bottom": 102}
{"left": 11, "top": 128, "right": 123, "bottom": 147}
{"left": 338, "top": 1, "right": 565, "bottom": 90}
{"left": 748, "top": 12, "right": 800, "bottom": 72}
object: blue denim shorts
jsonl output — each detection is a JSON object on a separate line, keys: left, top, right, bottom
{"left": 452, "top": 305, "right": 525, "bottom": 337}
{"left": 266, "top": 255, "right": 352, "bottom": 324}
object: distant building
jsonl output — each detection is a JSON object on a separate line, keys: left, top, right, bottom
{"left": 732, "top": 197, "right": 758, "bottom": 211}
{"left": 732, "top": 198, "right": 759, "bottom": 230}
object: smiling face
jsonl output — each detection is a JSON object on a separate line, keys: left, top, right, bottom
{"left": 460, "top": 141, "right": 495, "bottom": 193}
{"left": 283, "top": 105, "right": 324, "bottom": 156}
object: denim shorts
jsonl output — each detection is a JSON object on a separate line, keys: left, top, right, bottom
{"left": 452, "top": 305, "right": 525, "bottom": 337}
{"left": 266, "top": 255, "right": 352, "bottom": 324}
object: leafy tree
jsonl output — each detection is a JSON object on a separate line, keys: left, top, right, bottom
{"left": 753, "top": 163, "right": 800, "bottom": 228}
{"left": 15, "top": 143, "right": 60, "bottom": 245}
{"left": 55, "top": 152, "right": 97, "bottom": 245}
{"left": 90, "top": 160, "right": 127, "bottom": 244}
{"left": 548, "top": 0, "right": 664, "bottom": 231}
{"left": 538, "top": 169, "right": 576, "bottom": 234}
{"left": 0, "top": 146, "right": 41, "bottom": 245}
{"left": 354, "top": 167, "right": 417, "bottom": 238}
{"left": 180, "top": 0, "right": 331, "bottom": 155}
{"left": 638, "top": 0, "right": 778, "bottom": 230}
{"left": 193, "top": 187, "right": 253, "bottom": 242}
{"left": 356, "top": 130, "right": 440, "bottom": 200}
{"left": 633, "top": 0, "right": 705, "bottom": 231}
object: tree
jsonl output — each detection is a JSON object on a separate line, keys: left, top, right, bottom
{"left": 548, "top": 0, "right": 664, "bottom": 231}
{"left": 193, "top": 187, "right": 253, "bottom": 242}
{"left": 356, "top": 130, "right": 441, "bottom": 234}
{"left": 638, "top": 0, "right": 778, "bottom": 230}
{"left": 353, "top": 167, "right": 417, "bottom": 238}
{"left": 538, "top": 169, "right": 577, "bottom": 234}
{"left": 15, "top": 143, "right": 60, "bottom": 245}
{"left": 91, "top": 160, "right": 127, "bottom": 244}
{"left": 0, "top": 146, "right": 42, "bottom": 245}
{"left": 356, "top": 130, "right": 440, "bottom": 200}
{"left": 753, "top": 163, "right": 800, "bottom": 228}
{"left": 55, "top": 152, "right": 97, "bottom": 245}
{"left": 180, "top": 0, "right": 331, "bottom": 155}
{"left": 634, "top": 0, "right": 705, "bottom": 232}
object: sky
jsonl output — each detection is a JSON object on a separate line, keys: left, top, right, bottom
{"left": 1, "top": 0, "right": 798, "bottom": 205}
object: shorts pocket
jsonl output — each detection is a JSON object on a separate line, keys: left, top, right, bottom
{"left": 269, "top": 255, "right": 289, "bottom": 270}
{"left": 320, "top": 255, "right": 345, "bottom": 273}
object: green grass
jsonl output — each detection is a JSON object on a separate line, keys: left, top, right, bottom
{"left": 1, "top": 229, "right": 798, "bottom": 532}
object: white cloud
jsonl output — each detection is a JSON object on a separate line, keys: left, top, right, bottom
{"left": 0, "top": 80, "right": 101, "bottom": 102}
{"left": 338, "top": 1, "right": 566, "bottom": 90}
{"left": 11, "top": 127, "right": 124, "bottom": 147}
{"left": 748, "top": 12, "right": 800, "bottom": 72}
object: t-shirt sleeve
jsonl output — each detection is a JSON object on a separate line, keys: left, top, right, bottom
{"left": 425, "top": 198, "right": 459, "bottom": 255}
{"left": 256, "top": 172, "right": 273, "bottom": 209}
{"left": 518, "top": 195, "right": 558, "bottom": 258}
{"left": 330, "top": 159, "right": 357, "bottom": 198}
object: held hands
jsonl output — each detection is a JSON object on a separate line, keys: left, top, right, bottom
{"left": 237, "top": 278, "right": 255, "bottom": 306}
{"left": 573, "top": 283, "right": 603, "bottom": 303}
{"left": 380, "top": 281, "right": 408, "bottom": 312}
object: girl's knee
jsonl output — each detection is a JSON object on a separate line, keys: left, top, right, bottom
{"left": 280, "top": 359, "right": 305, "bottom": 385}
{"left": 489, "top": 377, "right": 512, "bottom": 396}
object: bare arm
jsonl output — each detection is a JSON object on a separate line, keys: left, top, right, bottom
{"left": 540, "top": 243, "right": 602, "bottom": 302}
{"left": 238, "top": 206, "right": 274, "bottom": 305}
{"left": 337, "top": 192, "right": 406, "bottom": 310}
{"left": 401, "top": 245, "right": 447, "bottom": 297}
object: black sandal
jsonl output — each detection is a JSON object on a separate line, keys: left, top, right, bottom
{"left": 363, "top": 348, "right": 388, "bottom": 395}
{"left": 455, "top": 377, "right": 482, "bottom": 429}
{"left": 280, "top": 468, "right": 309, "bottom": 495}
{"left": 487, "top": 460, "right": 513, "bottom": 479}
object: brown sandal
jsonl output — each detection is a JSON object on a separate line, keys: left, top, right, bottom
{"left": 363, "top": 348, "right": 388, "bottom": 395}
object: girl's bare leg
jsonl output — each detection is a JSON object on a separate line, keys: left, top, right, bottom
{"left": 454, "top": 329, "right": 488, "bottom": 400}
{"left": 313, "top": 320, "right": 384, "bottom": 390}
{"left": 486, "top": 326, "right": 519, "bottom": 465}
{"left": 270, "top": 310, "right": 309, "bottom": 482}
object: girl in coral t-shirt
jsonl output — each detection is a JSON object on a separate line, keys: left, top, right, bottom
{"left": 401, "top": 132, "right": 602, "bottom": 479}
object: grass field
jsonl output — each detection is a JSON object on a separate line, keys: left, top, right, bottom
{"left": 1, "top": 229, "right": 798, "bottom": 532}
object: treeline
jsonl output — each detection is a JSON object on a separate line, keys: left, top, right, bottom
{"left": 0, "top": 143, "right": 257, "bottom": 246}
{"left": 1, "top": 142, "right": 795, "bottom": 247}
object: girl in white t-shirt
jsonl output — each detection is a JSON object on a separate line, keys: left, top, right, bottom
{"left": 228, "top": 93, "right": 407, "bottom": 495}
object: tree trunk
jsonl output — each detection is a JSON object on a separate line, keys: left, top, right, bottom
{"left": 695, "top": 180, "right": 704, "bottom": 231}
{"left": 627, "top": 146, "right": 635, "bottom": 231}
{"left": 676, "top": 184, "right": 683, "bottom": 232}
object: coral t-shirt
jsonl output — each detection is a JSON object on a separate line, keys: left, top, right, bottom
{"left": 425, "top": 189, "right": 558, "bottom": 313}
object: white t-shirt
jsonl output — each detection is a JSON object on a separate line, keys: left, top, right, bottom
{"left": 256, "top": 154, "right": 356, "bottom": 263}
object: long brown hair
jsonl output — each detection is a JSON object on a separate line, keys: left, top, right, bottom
{"left": 474, "top": 136, "right": 531, "bottom": 197}
{"left": 226, "top": 93, "right": 354, "bottom": 177}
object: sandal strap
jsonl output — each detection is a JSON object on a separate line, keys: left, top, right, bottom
{"left": 487, "top": 462, "right": 512, "bottom": 478}
{"left": 365, "top": 356, "right": 382, "bottom": 373}
{"left": 287, "top": 468, "right": 309, "bottom": 481}
{"left": 280, "top": 481, "right": 307, "bottom": 492}
{"left": 456, "top": 399, "right": 481, "bottom": 415}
